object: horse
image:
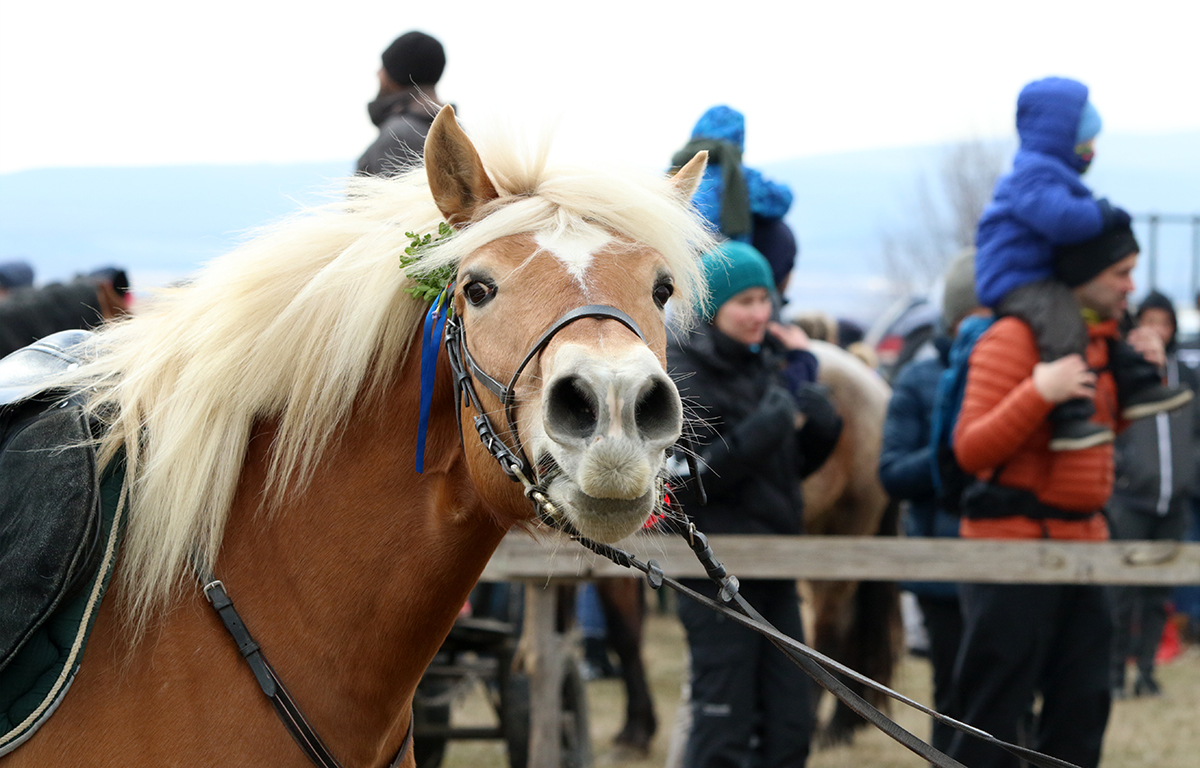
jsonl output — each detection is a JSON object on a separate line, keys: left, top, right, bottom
{"left": 608, "top": 338, "right": 899, "bottom": 760}
{"left": 801, "top": 339, "right": 901, "bottom": 745}
{"left": 0, "top": 277, "right": 128, "bottom": 357}
{"left": 1, "top": 106, "right": 717, "bottom": 766}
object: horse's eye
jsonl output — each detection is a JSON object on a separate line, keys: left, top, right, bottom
{"left": 463, "top": 280, "right": 495, "bottom": 307}
{"left": 652, "top": 280, "right": 674, "bottom": 309}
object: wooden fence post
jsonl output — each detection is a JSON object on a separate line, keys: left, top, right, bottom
{"left": 524, "top": 582, "right": 564, "bottom": 768}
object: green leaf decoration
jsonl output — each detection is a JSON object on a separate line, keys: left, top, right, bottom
{"left": 400, "top": 222, "right": 456, "bottom": 304}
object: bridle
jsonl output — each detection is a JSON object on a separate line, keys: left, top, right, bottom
{"left": 443, "top": 299, "right": 648, "bottom": 486}
{"left": 200, "top": 287, "right": 1081, "bottom": 768}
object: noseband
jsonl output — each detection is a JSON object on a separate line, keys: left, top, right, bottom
{"left": 444, "top": 299, "right": 647, "bottom": 484}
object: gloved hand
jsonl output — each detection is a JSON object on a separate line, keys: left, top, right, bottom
{"left": 741, "top": 385, "right": 799, "bottom": 437}
{"left": 793, "top": 383, "right": 843, "bottom": 479}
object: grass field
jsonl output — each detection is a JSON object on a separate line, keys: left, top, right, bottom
{"left": 439, "top": 609, "right": 1200, "bottom": 768}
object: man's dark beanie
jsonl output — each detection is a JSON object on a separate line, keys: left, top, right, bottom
{"left": 1054, "top": 220, "right": 1139, "bottom": 288}
{"left": 381, "top": 32, "right": 445, "bottom": 87}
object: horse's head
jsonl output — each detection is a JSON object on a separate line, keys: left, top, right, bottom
{"left": 424, "top": 107, "right": 709, "bottom": 542}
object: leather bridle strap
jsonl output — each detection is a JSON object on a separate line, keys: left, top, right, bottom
{"left": 202, "top": 578, "right": 413, "bottom": 768}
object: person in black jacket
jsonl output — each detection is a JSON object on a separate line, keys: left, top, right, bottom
{"left": 668, "top": 240, "right": 842, "bottom": 768}
{"left": 357, "top": 31, "right": 446, "bottom": 177}
{"left": 1107, "top": 290, "right": 1199, "bottom": 698}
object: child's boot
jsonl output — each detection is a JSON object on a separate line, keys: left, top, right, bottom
{"left": 1048, "top": 398, "right": 1113, "bottom": 451}
{"left": 1111, "top": 339, "right": 1193, "bottom": 420}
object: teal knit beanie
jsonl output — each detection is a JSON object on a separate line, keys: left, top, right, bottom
{"left": 700, "top": 241, "right": 775, "bottom": 321}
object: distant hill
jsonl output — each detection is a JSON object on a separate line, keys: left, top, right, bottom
{"left": 0, "top": 161, "right": 350, "bottom": 288}
{"left": 2, "top": 132, "right": 1197, "bottom": 324}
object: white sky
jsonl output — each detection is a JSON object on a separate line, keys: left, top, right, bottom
{"left": 2, "top": 0, "right": 1199, "bottom": 175}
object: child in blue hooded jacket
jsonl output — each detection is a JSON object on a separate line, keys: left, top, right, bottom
{"left": 975, "top": 77, "right": 1190, "bottom": 450}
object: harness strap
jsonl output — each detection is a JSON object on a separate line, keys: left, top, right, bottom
{"left": 202, "top": 579, "right": 413, "bottom": 768}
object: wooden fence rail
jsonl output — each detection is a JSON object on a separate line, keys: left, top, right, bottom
{"left": 479, "top": 533, "right": 1200, "bottom": 768}
{"left": 482, "top": 533, "right": 1200, "bottom": 585}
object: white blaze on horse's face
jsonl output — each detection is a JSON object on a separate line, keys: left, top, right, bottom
{"left": 533, "top": 228, "right": 612, "bottom": 288}
{"left": 457, "top": 233, "right": 682, "bottom": 543}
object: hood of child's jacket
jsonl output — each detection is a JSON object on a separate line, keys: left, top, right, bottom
{"left": 1016, "top": 77, "right": 1089, "bottom": 169}
{"left": 690, "top": 105, "right": 746, "bottom": 153}
{"left": 1137, "top": 289, "right": 1179, "bottom": 350}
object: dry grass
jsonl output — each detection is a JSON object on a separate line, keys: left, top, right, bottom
{"left": 438, "top": 610, "right": 1200, "bottom": 768}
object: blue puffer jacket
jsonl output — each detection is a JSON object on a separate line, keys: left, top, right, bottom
{"left": 878, "top": 338, "right": 960, "bottom": 599}
{"left": 688, "top": 106, "right": 793, "bottom": 238}
{"left": 974, "top": 77, "right": 1105, "bottom": 308}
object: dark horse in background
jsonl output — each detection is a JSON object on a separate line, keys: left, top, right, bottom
{"left": 597, "top": 339, "right": 901, "bottom": 756}
{"left": 0, "top": 276, "right": 130, "bottom": 357}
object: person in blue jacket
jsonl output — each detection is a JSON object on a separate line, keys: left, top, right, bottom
{"left": 878, "top": 251, "right": 983, "bottom": 753}
{"left": 975, "top": 77, "right": 1188, "bottom": 451}
{"left": 670, "top": 105, "right": 794, "bottom": 243}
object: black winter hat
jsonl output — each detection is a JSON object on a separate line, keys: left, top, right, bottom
{"left": 381, "top": 31, "right": 445, "bottom": 87}
{"left": 1054, "top": 220, "right": 1139, "bottom": 288}
{"left": 751, "top": 215, "right": 798, "bottom": 289}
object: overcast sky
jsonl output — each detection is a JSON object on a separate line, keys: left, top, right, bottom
{"left": 2, "top": 0, "right": 1198, "bottom": 175}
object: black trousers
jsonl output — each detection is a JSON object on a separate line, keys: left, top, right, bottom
{"left": 1107, "top": 497, "right": 1189, "bottom": 686}
{"left": 917, "top": 594, "right": 964, "bottom": 754}
{"left": 677, "top": 579, "right": 814, "bottom": 768}
{"left": 947, "top": 582, "right": 1112, "bottom": 768}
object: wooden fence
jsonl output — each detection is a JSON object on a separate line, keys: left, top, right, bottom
{"left": 479, "top": 533, "right": 1200, "bottom": 768}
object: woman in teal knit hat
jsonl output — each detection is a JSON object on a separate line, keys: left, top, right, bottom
{"left": 667, "top": 240, "right": 841, "bottom": 768}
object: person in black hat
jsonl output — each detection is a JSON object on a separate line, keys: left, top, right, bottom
{"left": 947, "top": 222, "right": 1163, "bottom": 768}
{"left": 1050, "top": 220, "right": 1192, "bottom": 438}
{"left": 357, "top": 31, "right": 446, "bottom": 177}
{"left": 0, "top": 260, "right": 34, "bottom": 298}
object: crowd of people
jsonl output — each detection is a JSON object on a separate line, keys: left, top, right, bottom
{"left": 3, "top": 28, "right": 1196, "bottom": 768}
{"left": 879, "top": 77, "right": 1195, "bottom": 768}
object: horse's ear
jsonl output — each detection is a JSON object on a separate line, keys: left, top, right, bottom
{"left": 424, "top": 105, "right": 500, "bottom": 227}
{"left": 670, "top": 151, "right": 707, "bottom": 201}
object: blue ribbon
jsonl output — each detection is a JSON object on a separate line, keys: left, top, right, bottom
{"left": 415, "top": 288, "right": 451, "bottom": 473}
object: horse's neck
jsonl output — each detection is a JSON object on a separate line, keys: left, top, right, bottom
{"left": 214, "top": 355, "right": 511, "bottom": 764}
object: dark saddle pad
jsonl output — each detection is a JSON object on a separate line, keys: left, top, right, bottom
{"left": 0, "top": 330, "right": 101, "bottom": 672}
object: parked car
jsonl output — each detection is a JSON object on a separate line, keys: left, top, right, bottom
{"left": 866, "top": 295, "right": 941, "bottom": 382}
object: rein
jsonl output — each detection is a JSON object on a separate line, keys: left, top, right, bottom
{"left": 197, "top": 291, "right": 1079, "bottom": 768}
{"left": 446, "top": 294, "right": 1082, "bottom": 768}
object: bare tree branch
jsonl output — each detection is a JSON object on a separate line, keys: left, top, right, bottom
{"left": 879, "top": 138, "right": 1008, "bottom": 291}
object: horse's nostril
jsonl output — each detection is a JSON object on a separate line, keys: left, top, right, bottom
{"left": 635, "top": 377, "right": 681, "bottom": 441}
{"left": 546, "top": 374, "right": 598, "bottom": 440}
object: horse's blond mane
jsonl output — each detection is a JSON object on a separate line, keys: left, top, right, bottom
{"left": 56, "top": 130, "right": 714, "bottom": 631}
